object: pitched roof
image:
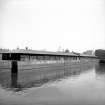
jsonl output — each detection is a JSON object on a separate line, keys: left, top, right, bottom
{"left": 0, "top": 49, "right": 77, "bottom": 56}
{"left": 0, "top": 49, "right": 97, "bottom": 58}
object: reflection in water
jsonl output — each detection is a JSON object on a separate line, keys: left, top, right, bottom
{"left": 95, "top": 63, "right": 105, "bottom": 81}
{"left": 10, "top": 73, "right": 23, "bottom": 92}
{"left": 1, "top": 63, "right": 105, "bottom": 105}
{"left": 95, "top": 63, "right": 105, "bottom": 75}
{"left": 0, "top": 63, "right": 95, "bottom": 91}
{"left": 11, "top": 73, "right": 18, "bottom": 88}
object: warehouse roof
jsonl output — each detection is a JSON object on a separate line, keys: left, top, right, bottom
{"left": 0, "top": 49, "right": 97, "bottom": 58}
{"left": 0, "top": 49, "right": 77, "bottom": 56}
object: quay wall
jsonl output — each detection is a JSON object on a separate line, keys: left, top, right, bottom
{"left": 0, "top": 57, "right": 99, "bottom": 71}
{"left": 18, "top": 59, "right": 98, "bottom": 70}
{"left": 0, "top": 60, "right": 11, "bottom": 70}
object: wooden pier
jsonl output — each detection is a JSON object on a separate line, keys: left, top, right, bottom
{"left": 0, "top": 50, "right": 98, "bottom": 74}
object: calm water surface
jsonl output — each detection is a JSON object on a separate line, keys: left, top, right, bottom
{"left": 0, "top": 63, "right": 105, "bottom": 105}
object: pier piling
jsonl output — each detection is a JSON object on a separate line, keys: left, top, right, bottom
{"left": 11, "top": 60, "right": 18, "bottom": 74}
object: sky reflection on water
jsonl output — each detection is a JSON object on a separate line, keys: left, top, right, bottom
{"left": 0, "top": 63, "right": 105, "bottom": 105}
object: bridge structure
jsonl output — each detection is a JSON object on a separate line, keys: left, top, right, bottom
{"left": 0, "top": 50, "right": 98, "bottom": 74}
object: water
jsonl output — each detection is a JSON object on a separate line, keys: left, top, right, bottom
{"left": 0, "top": 63, "right": 105, "bottom": 105}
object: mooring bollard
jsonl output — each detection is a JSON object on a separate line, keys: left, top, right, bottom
{"left": 11, "top": 60, "right": 18, "bottom": 74}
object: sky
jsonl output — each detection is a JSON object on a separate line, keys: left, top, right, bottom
{"left": 0, "top": 0, "right": 105, "bottom": 53}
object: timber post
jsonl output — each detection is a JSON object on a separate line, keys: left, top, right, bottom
{"left": 11, "top": 60, "right": 18, "bottom": 74}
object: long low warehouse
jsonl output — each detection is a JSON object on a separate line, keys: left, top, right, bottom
{"left": 0, "top": 50, "right": 97, "bottom": 61}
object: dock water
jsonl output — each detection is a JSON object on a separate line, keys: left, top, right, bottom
{"left": 0, "top": 60, "right": 105, "bottom": 105}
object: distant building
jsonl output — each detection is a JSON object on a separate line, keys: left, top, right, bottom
{"left": 95, "top": 49, "right": 105, "bottom": 63}
{"left": 64, "top": 49, "right": 70, "bottom": 53}
{"left": 0, "top": 49, "right": 10, "bottom": 53}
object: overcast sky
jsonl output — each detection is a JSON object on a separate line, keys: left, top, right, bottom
{"left": 0, "top": 0, "right": 105, "bottom": 52}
